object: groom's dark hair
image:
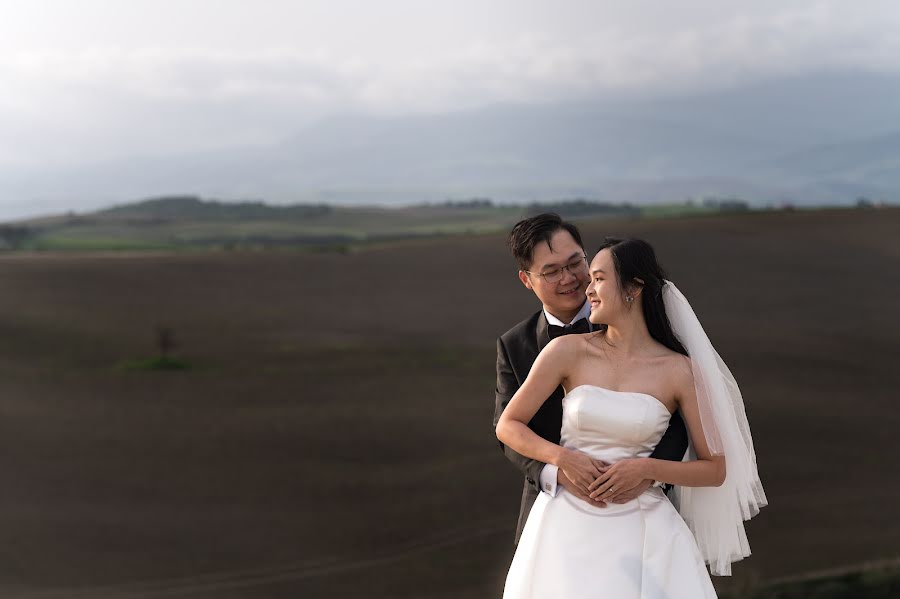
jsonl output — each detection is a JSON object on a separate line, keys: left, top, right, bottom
{"left": 507, "top": 213, "right": 585, "bottom": 271}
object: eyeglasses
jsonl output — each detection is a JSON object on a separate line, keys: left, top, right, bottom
{"left": 524, "top": 255, "right": 588, "bottom": 284}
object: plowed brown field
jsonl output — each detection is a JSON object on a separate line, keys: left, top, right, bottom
{"left": 1, "top": 207, "right": 897, "bottom": 598}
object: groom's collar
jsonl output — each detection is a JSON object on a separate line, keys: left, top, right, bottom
{"left": 538, "top": 300, "right": 592, "bottom": 351}
{"left": 543, "top": 300, "right": 591, "bottom": 327}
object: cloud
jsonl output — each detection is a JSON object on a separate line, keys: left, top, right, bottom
{"left": 0, "top": 3, "right": 898, "bottom": 169}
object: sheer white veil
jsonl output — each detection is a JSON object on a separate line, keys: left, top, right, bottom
{"left": 661, "top": 279, "right": 768, "bottom": 576}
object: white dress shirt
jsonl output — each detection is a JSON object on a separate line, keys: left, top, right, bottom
{"left": 538, "top": 299, "right": 593, "bottom": 497}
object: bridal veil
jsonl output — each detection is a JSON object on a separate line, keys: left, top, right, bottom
{"left": 662, "top": 280, "right": 768, "bottom": 576}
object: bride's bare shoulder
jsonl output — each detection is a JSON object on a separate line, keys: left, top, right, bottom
{"left": 542, "top": 332, "right": 597, "bottom": 361}
{"left": 654, "top": 344, "right": 691, "bottom": 376}
{"left": 666, "top": 352, "right": 695, "bottom": 395}
{"left": 541, "top": 332, "right": 578, "bottom": 356}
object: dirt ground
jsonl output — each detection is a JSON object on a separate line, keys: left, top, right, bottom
{"left": 0, "top": 207, "right": 898, "bottom": 598}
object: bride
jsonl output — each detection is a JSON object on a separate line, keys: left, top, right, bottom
{"left": 496, "top": 237, "right": 766, "bottom": 598}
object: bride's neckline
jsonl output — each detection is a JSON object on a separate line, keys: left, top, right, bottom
{"left": 566, "top": 384, "right": 675, "bottom": 415}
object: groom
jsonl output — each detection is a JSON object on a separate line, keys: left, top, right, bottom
{"left": 492, "top": 213, "right": 689, "bottom": 544}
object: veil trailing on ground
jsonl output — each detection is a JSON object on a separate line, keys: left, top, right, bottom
{"left": 661, "top": 280, "right": 767, "bottom": 576}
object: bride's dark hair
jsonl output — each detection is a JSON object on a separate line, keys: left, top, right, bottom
{"left": 595, "top": 237, "right": 687, "bottom": 357}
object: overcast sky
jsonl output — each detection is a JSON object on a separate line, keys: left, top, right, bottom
{"left": 1, "top": 0, "right": 899, "bottom": 172}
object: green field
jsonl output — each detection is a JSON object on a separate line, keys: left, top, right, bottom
{"left": 3, "top": 196, "right": 746, "bottom": 252}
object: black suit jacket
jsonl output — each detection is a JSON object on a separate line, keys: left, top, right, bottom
{"left": 493, "top": 309, "right": 690, "bottom": 544}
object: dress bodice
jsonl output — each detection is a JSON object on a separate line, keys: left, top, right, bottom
{"left": 561, "top": 385, "right": 673, "bottom": 465}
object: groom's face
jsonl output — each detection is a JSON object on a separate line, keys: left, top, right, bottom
{"left": 518, "top": 229, "right": 589, "bottom": 316}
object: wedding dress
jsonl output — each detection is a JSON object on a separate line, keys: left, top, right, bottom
{"left": 503, "top": 384, "right": 717, "bottom": 598}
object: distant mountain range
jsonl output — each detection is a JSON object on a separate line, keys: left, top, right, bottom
{"left": 1, "top": 69, "right": 898, "bottom": 221}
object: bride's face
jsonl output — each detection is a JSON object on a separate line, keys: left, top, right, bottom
{"left": 586, "top": 249, "right": 627, "bottom": 324}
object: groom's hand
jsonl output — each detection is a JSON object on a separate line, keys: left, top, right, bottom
{"left": 558, "top": 468, "right": 608, "bottom": 508}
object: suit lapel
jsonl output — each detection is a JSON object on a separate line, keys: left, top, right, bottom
{"left": 535, "top": 310, "right": 552, "bottom": 353}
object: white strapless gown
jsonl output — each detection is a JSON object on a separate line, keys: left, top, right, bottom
{"left": 503, "top": 385, "right": 717, "bottom": 598}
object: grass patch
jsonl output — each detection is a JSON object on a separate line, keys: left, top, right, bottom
{"left": 31, "top": 235, "right": 174, "bottom": 251}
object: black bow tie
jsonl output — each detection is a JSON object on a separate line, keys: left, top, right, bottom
{"left": 548, "top": 317, "right": 591, "bottom": 339}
